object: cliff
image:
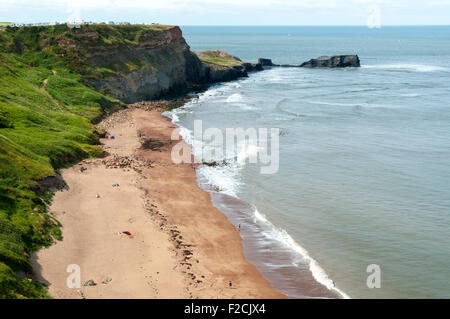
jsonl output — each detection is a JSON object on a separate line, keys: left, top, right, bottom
{"left": 0, "top": 24, "right": 259, "bottom": 298}
{"left": 36, "top": 25, "right": 260, "bottom": 103}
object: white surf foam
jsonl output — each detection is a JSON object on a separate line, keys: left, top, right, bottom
{"left": 164, "top": 85, "right": 351, "bottom": 299}
{"left": 363, "top": 63, "right": 447, "bottom": 73}
{"left": 235, "top": 103, "right": 258, "bottom": 111}
{"left": 197, "top": 164, "right": 240, "bottom": 197}
{"left": 307, "top": 100, "right": 369, "bottom": 107}
{"left": 236, "top": 143, "right": 260, "bottom": 166}
{"left": 268, "top": 76, "right": 282, "bottom": 82}
{"left": 225, "top": 82, "right": 241, "bottom": 88}
{"left": 226, "top": 93, "right": 244, "bottom": 103}
{"left": 253, "top": 209, "right": 351, "bottom": 299}
{"left": 400, "top": 93, "right": 421, "bottom": 97}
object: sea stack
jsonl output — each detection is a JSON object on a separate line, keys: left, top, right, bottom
{"left": 300, "top": 55, "right": 360, "bottom": 68}
{"left": 258, "top": 58, "right": 276, "bottom": 66}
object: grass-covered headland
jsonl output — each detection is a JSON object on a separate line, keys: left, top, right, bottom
{"left": 0, "top": 24, "right": 139, "bottom": 298}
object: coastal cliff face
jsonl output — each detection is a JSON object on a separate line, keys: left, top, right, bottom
{"left": 49, "top": 26, "right": 257, "bottom": 103}
{"left": 71, "top": 26, "right": 201, "bottom": 102}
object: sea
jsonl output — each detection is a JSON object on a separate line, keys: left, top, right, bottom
{"left": 164, "top": 26, "right": 450, "bottom": 298}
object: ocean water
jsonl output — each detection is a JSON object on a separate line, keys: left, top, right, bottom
{"left": 168, "top": 26, "right": 450, "bottom": 298}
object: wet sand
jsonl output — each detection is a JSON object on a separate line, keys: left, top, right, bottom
{"left": 32, "top": 106, "right": 285, "bottom": 299}
{"left": 209, "top": 192, "right": 343, "bottom": 299}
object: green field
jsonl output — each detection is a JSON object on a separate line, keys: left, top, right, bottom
{"left": 0, "top": 25, "right": 128, "bottom": 298}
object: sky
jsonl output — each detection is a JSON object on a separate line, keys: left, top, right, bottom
{"left": 0, "top": 0, "right": 449, "bottom": 25}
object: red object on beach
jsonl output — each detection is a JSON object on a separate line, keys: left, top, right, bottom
{"left": 122, "top": 231, "right": 131, "bottom": 236}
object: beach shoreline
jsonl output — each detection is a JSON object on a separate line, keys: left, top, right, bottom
{"left": 31, "top": 105, "right": 285, "bottom": 299}
{"left": 166, "top": 96, "right": 347, "bottom": 299}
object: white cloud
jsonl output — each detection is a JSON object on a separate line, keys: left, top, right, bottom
{"left": 0, "top": 0, "right": 394, "bottom": 10}
{"left": 426, "top": 0, "right": 450, "bottom": 5}
{"left": 3, "top": 0, "right": 450, "bottom": 9}
{"left": 1, "top": 0, "right": 449, "bottom": 24}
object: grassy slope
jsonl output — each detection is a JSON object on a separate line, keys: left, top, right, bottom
{"left": 196, "top": 50, "right": 243, "bottom": 67}
{"left": 0, "top": 25, "right": 134, "bottom": 298}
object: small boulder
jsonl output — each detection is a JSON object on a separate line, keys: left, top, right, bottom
{"left": 84, "top": 279, "right": 97, "bottom": 286}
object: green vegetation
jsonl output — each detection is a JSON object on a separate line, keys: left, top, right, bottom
{"left": 0, "top": 24, "right": 137, "bottom": 298}
{"left": 199, "top": 56, "right": 242, "bottom": 66}
{"left": 0, "top": 23, "right": 11, "bottom": 26}
{"left": 196, "top": 50, "right": 243, "bottom": 67}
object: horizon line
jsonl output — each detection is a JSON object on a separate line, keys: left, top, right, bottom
{"left": 178, "top": 24, "right": 450, "bottom": 27}
{"left": 2, "top": 21, "right": 450, "bottom": 27}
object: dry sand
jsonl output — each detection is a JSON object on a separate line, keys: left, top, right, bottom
{"left": 32, "top": 106, "right": 285, "bottom": 299}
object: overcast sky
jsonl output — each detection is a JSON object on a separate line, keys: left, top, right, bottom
{"left": 1, "top": 0, "right": 449, "bottom": 25}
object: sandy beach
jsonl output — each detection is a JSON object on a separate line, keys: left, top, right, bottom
{"left": 32, "top": 105, "right": 285, "bottom": 299}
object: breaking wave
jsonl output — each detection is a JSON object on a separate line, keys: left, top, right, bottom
{"left": 363, "top": 63, "right": 447, "bottom": 73}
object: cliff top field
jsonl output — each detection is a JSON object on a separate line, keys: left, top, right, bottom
{"left": 195, "top": 50, "right": 243, "bottom": 66}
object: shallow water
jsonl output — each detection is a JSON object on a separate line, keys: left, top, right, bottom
{"left": 168, "top": 26, "right": 450, "bottom": 298}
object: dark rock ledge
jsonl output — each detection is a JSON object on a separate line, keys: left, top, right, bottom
{"left": 258, "top": 55, "right": 361, "bottom": 68}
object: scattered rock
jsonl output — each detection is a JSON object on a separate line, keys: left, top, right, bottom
{"left": 202, "top": 160, "right": 227, "bottom": 167}
{"left": 84, "top": 279, "right": 97, "bottom": 286}
{"left": 37, "top": 174, "right": 67, "bottom": 191}
{"left": 102, "top": 155, "right": 150, "bottom": 173}
{"left": 77, "top": 290, "right": 86, "bottom": 299}
{"left": 128, "top": 100, "right": 170, "bottom": 111}
{"left": 140, "top": 138, "right": 170, "bottom": 151}
{"left": 183, "top": 250, "right": 193, "bottom": 256}
{"left": 102, "top": 277, "right": 112, "bottom": 284}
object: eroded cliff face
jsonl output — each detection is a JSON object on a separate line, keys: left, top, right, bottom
{"left": 54, "top": 25, "right": 257, "bottom": 104}
{"left": 69, "top": 26, "right": 202, "bottom": 102}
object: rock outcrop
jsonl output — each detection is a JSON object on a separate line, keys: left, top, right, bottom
{"left": 54, "top": 25, "right": 264, "bottom": 104}
{"left": 201, "top": 63, "right": 247, "bottom": 82}
{"left": 258, "top": 58, "right": 277, "bottom": 66}
{"left": 300, "top": 55, "right": 360, "bottom": 68}
{"left": 194, "top": 50, "right": 262, "bottom": 83}
{"left": 242, "top": 62, "right": 263, "bottom": 72}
